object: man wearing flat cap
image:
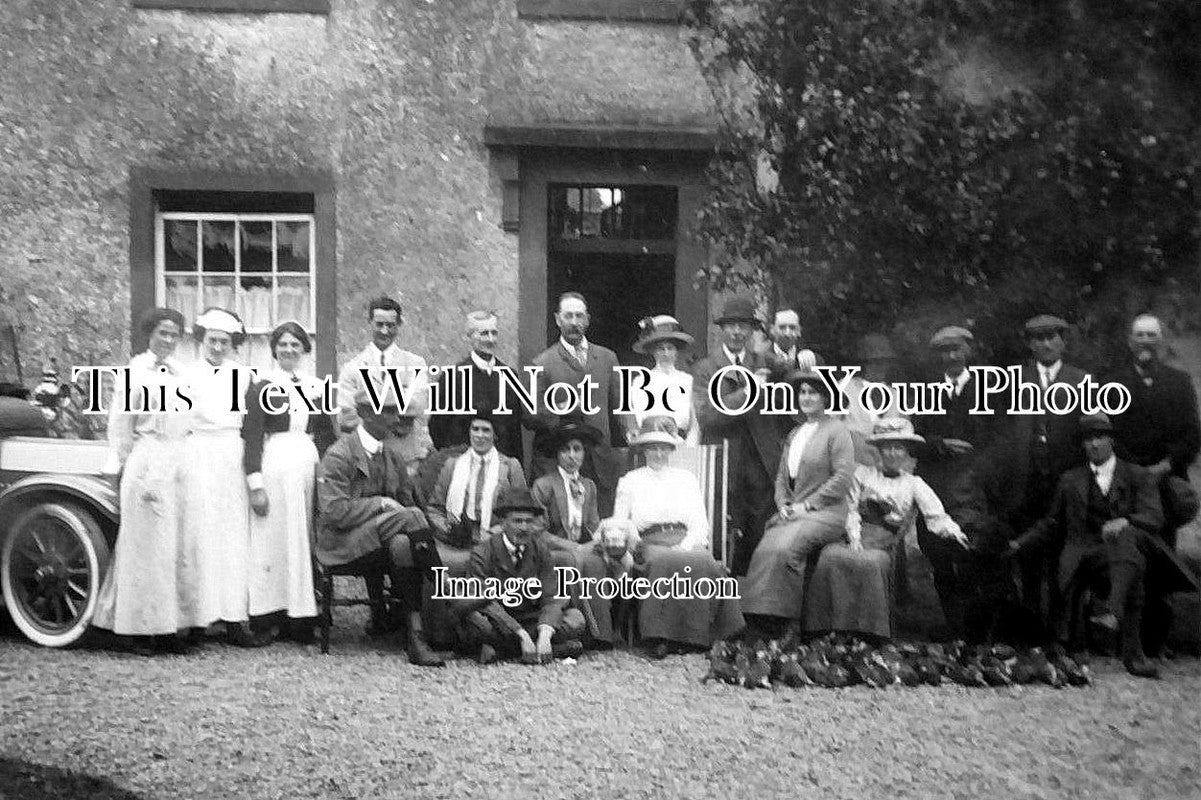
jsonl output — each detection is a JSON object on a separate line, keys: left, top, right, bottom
{"left": 453, "top": 487, "right": 586, "bottom": 664}
{"left": 913, "top": 325, "right": 997, "bottom": 636}
{"left": 1005, "top": 314, "right": 1090, "bottom": 613}
{"left": 692, "top": 296, "right": 789, "bottom": 575}
{"left": 316, "top": 386, "right": 445, "bottom": 666}
{"left": 1011, "top": 413, "right": 1197, "bottom": 677}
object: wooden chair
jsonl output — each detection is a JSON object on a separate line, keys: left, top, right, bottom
{"left": 667, "top": 440, "right": 731, "bottom": 565}
{"left": 314, "top": 554, "right": 403, "bottom": 655}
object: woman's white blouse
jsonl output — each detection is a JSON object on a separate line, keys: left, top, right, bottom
{"left": 613, "top": 465, "right": 710, "bottom": 551}
{"left": 845, "top": 465, "right": 962, "bottom": 544}
{"left": 786, "top": 421, "right": 821, "bottom": 479}
{"left": 186, "top": 360, "right": 250, "bottom": 433}
{"left": 631, "top": 367, "right": 699, "bottom": 445}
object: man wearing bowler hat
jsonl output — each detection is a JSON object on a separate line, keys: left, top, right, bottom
{"left": 453, "top": 487, "right": 586, "bottom": 664}
{"left": 1010, "top": 413, "right": 1197, "bottom": 677}
{"left": 692, "top": 297, "right": 788, "bottom": 575}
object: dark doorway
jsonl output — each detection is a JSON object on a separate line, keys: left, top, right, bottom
{"left": 545, "top": 184, "right": 678, "bottom": 365}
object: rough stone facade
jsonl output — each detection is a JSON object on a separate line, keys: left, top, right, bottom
{"left": 0, "top": 0, "right": 717, "bottom": 378}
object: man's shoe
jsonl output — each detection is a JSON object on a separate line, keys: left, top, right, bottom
{"left": 477, "top": 643, "right": 498, "bottom": 665}
{"left": 407, "top": 633, "right": 446, "bottom": 667}
{"left": 1123, "top": 657, "right": 1160, "bottom": 679}
{"left": 551, "top": 639, "right": 584, "bottom": 660}
{"left": 227, "top": 622, "right": 273, "bottom": 648}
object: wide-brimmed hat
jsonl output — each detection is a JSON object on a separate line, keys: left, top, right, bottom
{"left": 1079, "top": 412, "right": 1115, "bottom": 438}
{"left": 714, "top": 296, "right": 763, "bottom": 329}
{"left": 537, "top": 415, "right": 603, "bottom": 457}
{"left": 630, "top": 416, "right": 680, "bottom": 449}
{"left": 633, "top": 315, "right": 694, "bottom": 354}
{"left": 494, "top": 487, "right": 546, "bottom": 517}
{"left": 1023, "top": 314, "right": 1069, "bottom": 336}
{"left": 929, "top": 325, "right": 974, "bottom": 349}
{"left": 785, "top": 368, "right": 832, "bottom": 400}
{"left": 867, "top": 416, "right": 925, "bottom": 447}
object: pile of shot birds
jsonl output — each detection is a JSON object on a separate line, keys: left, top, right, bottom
{"left": 702, "top": 633, "right": 1092, "bottom": 690}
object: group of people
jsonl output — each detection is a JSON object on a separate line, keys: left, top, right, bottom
{"left": 95, "top": 292, "right": 1199, "bottom": 677}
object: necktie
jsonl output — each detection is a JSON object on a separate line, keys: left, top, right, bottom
{"left": 379, "top": 349, "right": 386, "bottom": 367}
{"left": 469, "top": 454, "right": 485, "bottom": 522}
{"left": 574, "top": 347, "right": 586, "bottom": 369}
{"left": 513, "top": 544, "right": 525, "bottom": 566}
{"left": 569, "top": 476, "right": 584, "bottom": 501}
{"left": 1040, "top": 366, "right": 1049, "bottom": 390}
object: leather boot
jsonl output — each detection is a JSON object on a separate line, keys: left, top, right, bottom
{"left": 407, "top": 628, "right": 446, "bottom": 667}
{"left": 1117, "top": 583, "right": 1158, "bottom": 679}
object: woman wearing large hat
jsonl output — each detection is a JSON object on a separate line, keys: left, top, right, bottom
{"left": 624, "top": 315, "right": 700, "bottom": 445}
{"left": 804, "top": 417, "right": 968, "bottom": 640}
{"left": 740, "top": 369, "right": 856, "bottom": 632}
{"left": 530, "top": 416, "right": 603, "bottom": 548}
{"left": 608, "top": 416, "right": 745, "bottom": 657}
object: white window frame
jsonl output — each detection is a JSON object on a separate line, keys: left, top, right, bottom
{"left": 154, "top": 211, "right": 318, "bottom": 367}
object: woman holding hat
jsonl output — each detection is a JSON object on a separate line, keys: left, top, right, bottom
{"left": 805, "top": 417, "right": 968, "bottom": 640}
{"left": 178, "top": 306, "right": 261, "bottom": 644}
{"left": 240, "top": 321, "right": 337, "bottom": 641}
{"left": 94, "top": 307, "right": 192, "bottom": 653}
{"left": 626, "top": 315, "right": 700, "bottom": 446}
{"left": 612, "top": 415, "right": 745, "bottom": 657}
{"left": 740, "top": 369, "right": 856, "bottom": 630}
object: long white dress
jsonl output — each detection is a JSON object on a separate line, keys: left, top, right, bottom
{"left": 93, "top": 352, "right": 191, "bottom": 634}
{"left": 179, "top": 359, "right": 251, "bottom": 628}
{"left": 245, "top": 369, "right": 321, "bottom": 619}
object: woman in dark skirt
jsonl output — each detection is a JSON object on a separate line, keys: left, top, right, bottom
{"left": 241, "top": 321, "right": 336, "bottom": 641}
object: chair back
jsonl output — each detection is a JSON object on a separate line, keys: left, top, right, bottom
{"left": 667, "top": 441, "right": 730, "bottom": 564}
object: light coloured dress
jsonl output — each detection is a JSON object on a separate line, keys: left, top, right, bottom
{"left": 628, "top": 367, "right": 700, "bottom": 445}
{"left": 93, "top": 352, "right": 191, "bottom": 634}
{"left": 805, "top": 464, "right": 962, "bottom": 638}
{"left": 607, "top": 465, "right": 744, "bottom": 646}
{"left": 242, "top": 369, "right": 333, "bottom": 619}
{"left": 179, "top": 359, "right": 252, "bottom": 628}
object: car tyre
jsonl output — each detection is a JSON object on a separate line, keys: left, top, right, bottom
{"left": 1, "top": 501, "right": 110, "bottom": 647}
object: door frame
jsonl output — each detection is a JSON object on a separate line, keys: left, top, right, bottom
{"left": 512, "top": 148, "right": 712, "bottom": 365}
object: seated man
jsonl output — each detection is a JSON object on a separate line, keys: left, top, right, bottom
{"left": 1010, "top": 413, "right": 1198, "bottom": 677}
{"left": 315, "top": 389, "right": 445, "bottom": 666}
{"left": 452, "top": 488, "right": 585, "bottom": 664}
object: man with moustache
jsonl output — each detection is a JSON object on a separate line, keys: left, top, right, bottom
{"left": 761, "top": 308, "right": 820, "bottom": 377}
{"left": 527, "top": 292, "right": 624, "bottom": 516}
{"left": 693, "top": 297, "right": 787, "bottom": 575}
{"left": 429, "top": 310, "right": 524, "bottom": 459}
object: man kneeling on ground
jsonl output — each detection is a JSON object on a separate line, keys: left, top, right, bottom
{"left": 454, "top": 488, "right": 585, "bottom": 664}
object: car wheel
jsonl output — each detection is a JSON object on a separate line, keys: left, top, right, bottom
{"left": 1, "top": 501, "right": 110, "bottom": 647}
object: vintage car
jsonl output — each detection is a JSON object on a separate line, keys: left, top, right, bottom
{"left": 0, "top": 397, "right": 116, "bottom": 647}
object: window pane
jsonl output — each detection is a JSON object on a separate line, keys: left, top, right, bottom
{"left": 239, "top": 275, "right": 273, "bottom": 331}
{"left": 276, "top": 220, "right": 311, "bottom": 272}
{"left": 201, "top": 221, "right": 235, "bottom": 272}
{"left": 164, "top": 220, "right": 198, "bottom": 272}
{"left": 164, "top": 276, "right": 199, "bottom": 327}
{"left": 549, "top": 185, "right": 677, "bottom": 241}
{"left": 203, "top": 276, "right": 236, "bottom": 310}
{"left": 276, "top": 276, "right": 311, "bottom": 326}
{"left": 241, "top": 334, "right": 273, "bottom": 373}
{"left": 239, "top": 220, "right": 272, "bottom": 273}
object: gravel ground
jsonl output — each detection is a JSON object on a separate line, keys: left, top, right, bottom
{"left": 1, "top": 614, "right": 1199, "bottom": 800}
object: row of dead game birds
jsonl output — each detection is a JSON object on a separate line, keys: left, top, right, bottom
{"left": 702, "top": 633, "right": 1093, "bottom": 689}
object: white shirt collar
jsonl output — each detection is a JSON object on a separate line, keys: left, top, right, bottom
{"left": 1038, "top": 360, "right": 1063, "bottom": 383}
{"left": 501, "top": 533, "right": 525, "bottom": 559}
{"left": 356, "top": 425, "right": 383, "bottom": 456}
{"left": 773, "top": 343, "right": 796, "bottom": 360}
{"left": 558, "top": 465, "right": 581, "bottom": 484}
{"left": 1091, "top": 454, "right": 1116, "bottom": 478}
{"left": 945, "top": 370, "right": 971, "bottom": 394}
{"left": 560, "top": 336, "right": 588, "bottom": 356}
{"left": 470, "top": 351, "right": 496, "bottom": 373}
{"left": 722, "top": 344, "right": 747, "bottom": 364}
{"left": 366, "top": 342, "right": 399, "bottom": 362}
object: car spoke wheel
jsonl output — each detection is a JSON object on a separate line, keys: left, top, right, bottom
{"left": 2, "top": 501, "right": 110, "bottom": 647}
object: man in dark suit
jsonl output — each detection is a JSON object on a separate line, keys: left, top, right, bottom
{"left": 913, "top": 325, "right": 997, "bottom": 636}
{"left": 452, "top": 488, "right": 586, "bottom": 664}
{"left": 760, "top": 308, "right": 820, "bottom": 377}
{"left": 1011, "top": 414, "right": 1197, "bottom": 677}
{"left": 692, "top": 296, "right": 787, "bottom": 576}
{"left": 527, "top": 292, "right": 625, "bottom": 515}
{"left": 1006, "top": 314, "right": 1091, "bottom": 612}
{"left": 429, "top": 310, "right": 524, "bottom": 459}
{"left": 316, "top": 390, "right": 446, "bottom": 666}
{"left": 1107, "top": 313, "right": 1200, "bottom": 484}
